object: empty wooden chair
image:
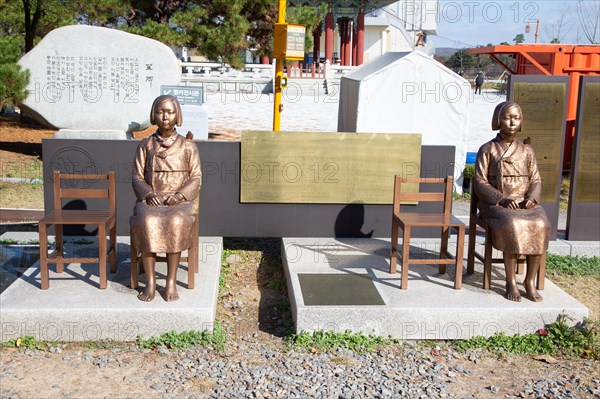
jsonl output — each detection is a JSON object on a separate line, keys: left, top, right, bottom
{"left": 390, "top": 176, "right": 465, "bottom": 289}
{"left": 38, "top": 171, "right": 117, "bottom": 289}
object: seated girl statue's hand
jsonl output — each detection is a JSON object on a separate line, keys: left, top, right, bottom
{"left": 146, "top": 193, "right": 163, "bottom": 206}
{"left": 499, "top": 198, "right": 519, "bottom": 210}
{"left": 164, "top": 192, "right": 184, "bottom": 206}
{"left": 520, "top": 198, "right": 536, "bottom": 210}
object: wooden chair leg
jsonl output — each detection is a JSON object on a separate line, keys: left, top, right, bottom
{"left": 467, "top": 222, "right": 477, "bottom": 274}
{"left": 39, "top": 223, "right": 49, "bottom": 290}
{"left": 98, "top": 224, "right": 107, "bottom": 289}
{"left": 401, "top": 226, "right": 410, "bottom": 289}
{"left": 454, "top": 225, "right": 465, "bottom": 289}
{"left": 439, "top": 226, "right": 449, "bottom": 274}
{"left": 109, "top": 221, "right": 117, "bottom": 273}
{"left": 537, "top": 252, "right": 546, "bottom": 290}
{"left": 55, "top": 224, "right": 64, "bottom": 273}
{"left": 187, "top": 244, "right": 195, "bottom": 289}
{"left": 516, "top": 256, "right": 525, "bottom": 275}
{"left": 130, "top": 243, "right": 138, "bottom": 289}
{"left": 194, "top": 240, "right": 199, "bottom": 273}
{"left": 483, "top": 231, "right": 493, "bottom": 290}
{"left": 390, "top": 218, "right": 399, "bottom": 274}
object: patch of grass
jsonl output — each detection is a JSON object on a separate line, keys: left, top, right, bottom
{"left": 546, "top": 254, "right": 600, "bottom": 277}
{"left": 219, "top": 250, "right": 235, "bottom": 292}
{"left": 287, "top": 330, "right": 399, "bottom": 354}
{"left": 267, "top": 277, "right": 287, "bottom": 291}
{"left": 1, "top": 159, "right": 43, "bottom": 180}
{"left": 78, "top": 340, "right": 124, "bottom": 350}
{"left": 0, "top": 181, "right": 44, "bottom": 209}
{"left": 560, "top": 174, "right": 570, "bottom": 211}
{"left": 1, "top": 335, "right": 49, "bottom": 351}
{"left": 454, "top": 315, "right": 599, "bottom": 359}
{"left": 453, "top": 191, "right": 471, "bottom": 202}
{"left": 136, "top": 321, "right": 226, "bottom": 351}
{"left": 0, "top": 238, "right": 38, "bottom": 245}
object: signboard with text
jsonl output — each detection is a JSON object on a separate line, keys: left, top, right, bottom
{"left": 160, "top": 85, "right": 207, "bottom": 139}
{"left": 161, "top": 85, "right": 203, "bottom": 105}
{"left": 274, "top": 23, "right": 306, "bottom": 60}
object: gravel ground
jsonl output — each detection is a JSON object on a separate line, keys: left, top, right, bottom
{"left": 1, "top": 341, "right": 599, "bottom": 399}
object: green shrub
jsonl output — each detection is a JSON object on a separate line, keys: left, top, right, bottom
{"left": 463, "top": 164, "right": 475, "bottom": 179}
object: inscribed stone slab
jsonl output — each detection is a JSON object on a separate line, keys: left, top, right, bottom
{"left": 18, "top": 25, "right": 180, "bottom": 133}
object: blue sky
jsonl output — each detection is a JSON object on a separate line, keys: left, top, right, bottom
{"left": 433, "top": 0, "right": 595, "bottom": 48}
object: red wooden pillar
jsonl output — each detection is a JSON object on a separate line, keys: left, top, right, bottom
{"left": 352, "top": 20, "right": 358, "bottom": 66}
{"left": 325, "top": 11, "right": 334, "bottom": 63}
{"left": 339, "top": 19, "right": 347, "bottom": 65}
{"left": 313, "top": 24, "right": 321, "bottom": 68}
{"left": 344, "top": 18, "right": 352, "bottom": 66}
{"left": 356, "top": 12, "right": 365, "bottom": 65}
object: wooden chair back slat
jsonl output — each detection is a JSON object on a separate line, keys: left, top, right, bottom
{"left": 393, "top": 176, "right": 454, "bottom": 217}
{"left": 52, "top": 171, "right": 116, "bottom": 211}
{"left": 397, "top": 192, "right": 445, "bottom": 202}
{"left": 395, "top": 176, "right": 445, "bottom": 184}
{"left": 58, "top": 173, "right": 109, "bottom": 180}
{"left": 60, "top": 189, "right": 109, "bottom": 199}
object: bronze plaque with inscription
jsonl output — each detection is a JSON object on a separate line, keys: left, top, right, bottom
{"left": 240, "top": 131, "right": 422, "bottom": 204}
{"left": 513, "top": 82, "right": 566, "bottom": 202}
{"left": 575, "top": 82, "right": 600, "bottom": 202}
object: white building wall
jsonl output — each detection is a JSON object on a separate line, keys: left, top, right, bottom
{"left": 364, "top": 27, "right": 383, "bottom": 64}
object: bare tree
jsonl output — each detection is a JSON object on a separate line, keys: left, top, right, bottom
{"left": 543, "top": 6, "right": 571, "bottom": 43}
{"left": 577, "top": 0, "right": 600, "bottom": 43}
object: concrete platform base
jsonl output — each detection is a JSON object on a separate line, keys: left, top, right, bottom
{"left": 0, "top": 235, "right": 222, "bottom": 341}
{"left": 282, "top": 238, "right": 589, "bottom": 340}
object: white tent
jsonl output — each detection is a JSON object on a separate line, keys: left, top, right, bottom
{"left": 338, "top": 51, "right": 471, "bottom": 191}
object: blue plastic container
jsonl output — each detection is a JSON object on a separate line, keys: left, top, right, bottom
{"left": 466, "top": 152, "right": 477, "bottom": 165}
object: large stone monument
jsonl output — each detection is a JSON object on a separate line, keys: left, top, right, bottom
{"left": 18, "top": 25, "right": 181, "bottom": 139}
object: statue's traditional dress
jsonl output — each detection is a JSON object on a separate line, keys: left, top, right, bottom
{"left": 474, "top": 134, "right": 550, "bottom": 255}
{"left": 130, "top": 133, "right": 201, "bottom": 253}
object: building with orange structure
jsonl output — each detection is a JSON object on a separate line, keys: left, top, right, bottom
{"left": 468, "top": 44, "right": 600, "bottom": 169}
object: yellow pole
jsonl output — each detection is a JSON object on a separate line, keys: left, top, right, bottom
{"left": 273, "top": 0, "right": 286, "bottom": 131}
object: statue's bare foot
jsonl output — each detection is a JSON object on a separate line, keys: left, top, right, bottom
{"left": 505, "top": 281, "right": 521, "bottom": 302}
{"left": 524, "top": 280, "right": 543, "bottom": 302}
{"left": 164, "top": 281, "right": 179, "bottom": 302}
{"left": 138, "top": 285, "right": 155, "bottom": 302}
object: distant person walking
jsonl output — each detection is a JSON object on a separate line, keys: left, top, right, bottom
{"left": 475, "top": 71, "right": 484, "bottom": 95}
